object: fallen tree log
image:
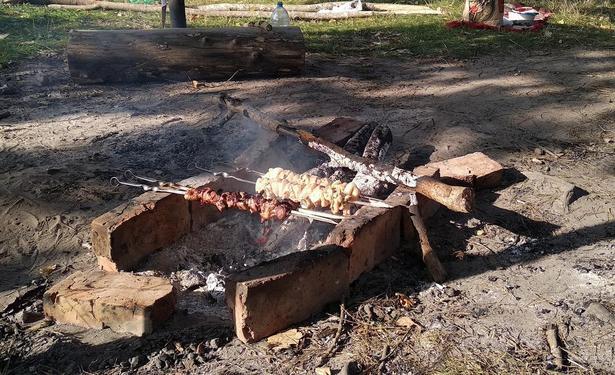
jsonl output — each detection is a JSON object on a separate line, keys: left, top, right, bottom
{"left": 197, "top": 2, "right": 440, "bottom": 14}
{"left": 40, "top": 0, "right": 439, "bottom": 18}
{"left": 67, "top": 27, "right": 305, "bottom": 84}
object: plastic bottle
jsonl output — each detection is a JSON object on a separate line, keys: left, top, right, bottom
{"left": 271, "top": 2, "right": 290, "bottom": 27}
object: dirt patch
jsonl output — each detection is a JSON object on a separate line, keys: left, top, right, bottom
{"left": 0, "top": 48, "right": 614, "bottom": 373}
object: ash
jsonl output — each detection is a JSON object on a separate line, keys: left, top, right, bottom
{"left": 143, "top": 211, "right": 333, "bottom": 275}
{"left": 138, "top": 211, "right": 334, "bottom": 315}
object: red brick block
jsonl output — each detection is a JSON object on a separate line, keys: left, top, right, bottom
{"left": 226, "top": 245, "right": 349, "bottom": 343}
{"left": 326, "top": 203, "right": 402, "bottom": 282}
{"left": 92, "top": 171, "right": 260, "bottom": 271}
{"left": 43, "top": 270, "right": 175, "bottom": 336}
{"left": 91, "top": 192, "right": 190, "bottom": 271}
{"left": 414, "top": 152, "right": 503, "bottom": 189}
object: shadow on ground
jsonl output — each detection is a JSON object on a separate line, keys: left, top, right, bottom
{"left": 1, "top": 39, "right": 614, "bottom": 372}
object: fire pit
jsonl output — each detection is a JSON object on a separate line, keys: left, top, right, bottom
{"left": 89, "top": 167, "right": 411, "bottom": 342}
{"left": 43, "top": 97, "right": 493, "bottom": 342}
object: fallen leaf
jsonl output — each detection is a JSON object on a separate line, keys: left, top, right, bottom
{"left": 266, "top": 328, "right": 303, "bottom": 350}
{"left": 40, "top": 264, "right": 59, "bottom": 277}
{"left": 396, "top": 316, "right": 422, "bottom": 331}
{"left": 0, "top": 34, "right": 8, "bottom": 40}
{"left": 395, "top": 292, "right": 417, "bottom": 309}
{"left": 26, "top": 319, "right": 53, "bottom": 332}
{"left": 315, "top": 367, "right": 331, "bottom": 375}
{"left": 195, "top": 341, "right": 206, "bottom": 355}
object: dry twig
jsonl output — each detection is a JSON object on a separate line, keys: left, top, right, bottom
{"left": 546, "top": 324, "right": 565, "bottom": 370}
{"left": 316, "top": 303, "right": 346, "bottom": 367}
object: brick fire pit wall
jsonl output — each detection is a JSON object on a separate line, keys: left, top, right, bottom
{"left": 90, "top": 172, "right": 417, "bottom": 342}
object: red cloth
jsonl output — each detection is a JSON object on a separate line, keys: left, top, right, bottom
{"left": 447, "top": 3, "right": 551, "bottom": 32}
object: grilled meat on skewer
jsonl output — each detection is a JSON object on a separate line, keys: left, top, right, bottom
{"left": 184, "top": 187, "right": 299, "bottom": 222}
{"left": 254, "top": 167, "right": 361, "bottom": 214}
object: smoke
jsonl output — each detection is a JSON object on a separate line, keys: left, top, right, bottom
{"left": 200, "top": 114, "right": 325, "bottom": 174}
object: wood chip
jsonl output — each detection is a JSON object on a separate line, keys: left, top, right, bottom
{"left": 546, "top": 324, "right": 564, "bottom": 370}
{"left": 315, "top": 367, "right": 332, "bottom": 375}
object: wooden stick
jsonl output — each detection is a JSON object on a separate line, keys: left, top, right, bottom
{"left": 407, "top": 204, "right": 447, "bottom": 283}
{"left": 45, "top": 1, "right": 394, "bottom": 20}
{"left": 218, "top": 95, "right": 474, "bottom": 213}
{"left": 546, "top": 324, "right": 565, "bottom": 370}
{"left": 197, "top": 2, "right": 440, "bottom": 14}
{"left": 316, "top": 303, "right": 345, "bottom": 367}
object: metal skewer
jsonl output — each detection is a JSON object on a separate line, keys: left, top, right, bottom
{"left": 192, "top": 163, "right": 258, "bottom": 185}
{"left": 110, "top": 177, "right": 188, "bottom": 195}
{"left": 354, "top": 199, "right": 395, "bottom": 209}
{"left": 118, "top": 169, "right": 395, "bottom": 217}
{"left": 124, "top": 170, "right": 189, "bottom": 191}
{"left": 111, "top": 177, "right": 341, "bottom": 225}
{"left": 291, "top": 210, "right": 339, "bottom": 225}
{"left": 296, "top": 208, "right": 348, "bottom": 221}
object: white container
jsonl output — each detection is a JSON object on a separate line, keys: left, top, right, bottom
{"left": 271, "top": 2, "right": 290, "bottom": 27}
{"left": 507, "top": 8, "right": 539, "bottom": 23}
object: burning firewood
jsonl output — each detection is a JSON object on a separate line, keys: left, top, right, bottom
{"left": 217, "top": 94, "right": 474, "bottom": 213}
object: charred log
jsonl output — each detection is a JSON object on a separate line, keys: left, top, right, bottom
{"left": 352, "top": 124, "right": 394, "bottom": 198}
{"left": 296, "top": 130, "right": 474, "bottom": 213}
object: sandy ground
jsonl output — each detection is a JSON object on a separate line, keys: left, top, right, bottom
{"left": 0, "top": 48, "right": 614, "bottom": 374}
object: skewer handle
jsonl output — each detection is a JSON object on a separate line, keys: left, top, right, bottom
{"left": 415, "top": 176, "right": 474, "bottom": 213}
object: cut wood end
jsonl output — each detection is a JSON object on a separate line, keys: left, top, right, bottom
{"left": 457, "top": 186, "right": 475, "bottom": 213}
{"left": 423, "top": 252, "right": 447, "bottom": 283}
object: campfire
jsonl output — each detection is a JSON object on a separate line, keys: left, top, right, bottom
{"left": 43, "top": 94, "right": 503, "bottom": 343}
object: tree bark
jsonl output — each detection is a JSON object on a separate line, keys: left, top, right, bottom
{"left": 67, "top": 27, "right": 305, "bottom": 84}
{"left": 169, "top": 0, "right": 186, "bottom": 28}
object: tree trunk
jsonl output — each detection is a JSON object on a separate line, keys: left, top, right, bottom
{"left": 67, "top": 27, "right": 305, "bottom": 84}
{"left": 169, "top": 0, "right": 187, "bottom": 28}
